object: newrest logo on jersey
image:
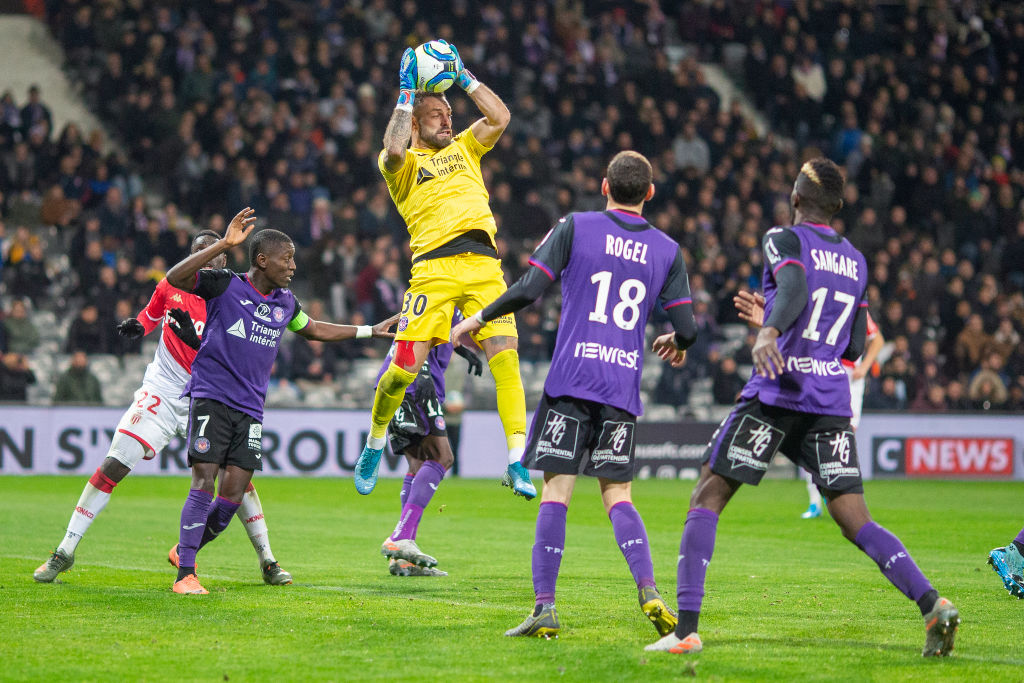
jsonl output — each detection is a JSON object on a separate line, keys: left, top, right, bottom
{"left": 872, "top": 437, "right": 1015, "bottom": 478}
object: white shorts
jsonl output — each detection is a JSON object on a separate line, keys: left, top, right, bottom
{"left": 847, "top": 367, "right": 865, "bottom": 430}
{"left": 112, "top": 384, "right": 190, "bottom": 468}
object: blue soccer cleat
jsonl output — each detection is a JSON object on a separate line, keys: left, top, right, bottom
{"left": 988, "top": 543, "right": 1024, "bottom": 599}
{"left": 801, "top": 501, "right": 823, "bottom": 519}
{"left": 354, "top": 444, "right": 384, "bottom": 495}
{"left": 502, "top": 462, "right": 537, "bottom": 500}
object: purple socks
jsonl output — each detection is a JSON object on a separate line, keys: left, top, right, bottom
{"left": 392, "top": 460, "right": 445, "bottom": 541}
{"left": 532, "top": 501, "right": 567, "bottom": 606}
{"left": 399, "top": 472, "right": 414, "bottom": 511}
{"left": 609, "top": 501, "right": 655, "bottom": 590}
{"left": 677, "top": 507, "right": 719, "bottom": 613}
{"left": 199, "top": 496, "right": 241, "bottom": 550}
{"left": 1014, "top": 525, "right": 1024, "bottom": 548}
{"left": 855, "top": 521, "right": 934, "bottom": 602}
{"left": 177, "top": 488, "right": 214, "bottom": 569}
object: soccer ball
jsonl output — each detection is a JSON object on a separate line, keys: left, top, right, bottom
{"left": 414, "top": 40, "right": 459, "bottom": 93}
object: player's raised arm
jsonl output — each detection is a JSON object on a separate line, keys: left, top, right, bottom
{"left": 166, "top": 208, "right": 256, "bottom": 290}
{"left": 445, "top": 42, "right": 510, "bottom": 147}
{"left": 381, "top": 49, "right": 417, "bottom": 173}
{"left": 293, "top": 312, "right": 398, "bottom": 343}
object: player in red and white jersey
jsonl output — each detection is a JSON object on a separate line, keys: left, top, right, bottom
{"left": 734, "top": 294, "right": 885, "bottom": 518}
{"left": 34, "top": 231, "right": 292, "bottom": 586}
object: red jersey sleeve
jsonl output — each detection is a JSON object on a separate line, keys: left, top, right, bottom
{"left": 137, "top": 280, "right": 168, "bottom": 335}
{"left": 866, "top": 311, "right": 879, "bottom": 340}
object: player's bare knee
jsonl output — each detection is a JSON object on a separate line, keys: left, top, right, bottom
{"left": 421, "top": 438, "right": 454, "bottom": 469}
{"left": 482, "top": 335, "right": 518, "bottom": 357}
{"left": 99, "top": 456, "right": 132, "bottom": 483}
{"left": 190, "top": 464, "right": 218, "bottom": 493}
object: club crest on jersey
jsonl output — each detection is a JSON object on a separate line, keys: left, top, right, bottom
{"left": 255, "top": 303, "right": 272, "bottom": 322}
{"left": 272, "top": 306, "right": 285, "bottom": 322}
{"left": 194, "top": 437, "right": 211, "bottom": 453}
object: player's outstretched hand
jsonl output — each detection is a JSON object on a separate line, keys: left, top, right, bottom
{"left": 371, "top": 313, "right": 400, "bottom": 339}
{"left": 454, "top": 345, "right": 483, "bottom": 376}
{"left": 450, "top": 315, "right": 484, "bottom": 348}
{"left": 116, "top": 317, "right": 145, "bottom": 339}
{"left": 752, "top": 327, "right": 784, "bottom": 380}
{"left": 652, "top": 332, "right": 687, "bottom": 368}
{"left": 167, "top": 308, "right": 201, "bottom": 350}
{"left": 398, "top": 47, "right": 416, "bottom": 91}
{"left": 734, "top": 290, "right": 766, "bottom": 327}
{"left": 224, "top": 207, "right": 257, "bottom": 247}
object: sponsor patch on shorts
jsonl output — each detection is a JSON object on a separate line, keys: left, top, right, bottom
{"left": 535, "top": 410, "right": 580, "bottom": 460}
{"left": 726, "top": 415, "right": 784, "bottom": 472}
{"left": 434, "top": 416, "right": 446, "bottom": 430}
{"left": 248, "top": 423, "right": 263, "bottom": 451}
{"left": 815, "top": 429, "right": 860, "bottom": 487}
{"left": 398, "top": 316, "right": 409, "bottom": 332}
{"left": 591, "top": 421, "right": 634, "bottom": 468}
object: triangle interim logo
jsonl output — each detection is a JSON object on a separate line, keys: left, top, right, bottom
{"left": 227, "top": 318, "right": 247, "bottom": 339}
{"left": 416, "top": 167, "right": 435, "bottom": 185}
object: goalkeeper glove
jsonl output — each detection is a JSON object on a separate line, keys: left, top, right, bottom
{"left": 439, "top": 40, "right": 480, "bottom": 93}
{"left": 116, "top": 318, "right": 145, "bottom": 339}
{"left": 453, "top": 345, "right": 483, "bottom": 376}
{"left": 167, "top": 308, "right": 201, "bottom": 350}
{"left": 397, "top": 47, "right": 417, "bottom": 111}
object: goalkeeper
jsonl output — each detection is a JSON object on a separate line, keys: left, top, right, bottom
{"left": 355, "top": 40, "right": 535, "bottom": 502}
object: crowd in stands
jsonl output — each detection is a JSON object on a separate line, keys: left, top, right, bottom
{"left": 0, "top": 0, "right": 1022, "bottom": 415}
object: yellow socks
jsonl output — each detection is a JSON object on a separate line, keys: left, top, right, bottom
{"left": 487, "top": 349, "right": 527, "bottom": 461}
{"left": 369, "top": 364, "right": 418, "bottom": 439}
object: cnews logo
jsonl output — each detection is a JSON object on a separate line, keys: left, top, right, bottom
{"left": 872, "top": 437, "right": 1015, "bottom": 477}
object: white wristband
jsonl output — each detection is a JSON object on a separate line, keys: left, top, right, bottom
{"left": 464, "top": 79, "right": 481, "bottom": 94}
{"left": 356, "top": 325, "right": 372, "bottom": 339}
{"left": 395, "top": 102, "right": 413, "bottom": 112}
{"left": 474, "top": 312, "right": 485, "bottom": 325}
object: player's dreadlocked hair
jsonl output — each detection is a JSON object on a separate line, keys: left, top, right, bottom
{"left": 796, "top": 157, "right": 845, "bottom": 216}
{"left": 249, "top": 229, "right": 293, "bottom": 265}
{"left": 606, "top": 150, "right": 653, "bottom": 205}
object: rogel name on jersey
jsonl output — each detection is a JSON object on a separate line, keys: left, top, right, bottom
{"left": 810, "top": 248, "right": 859, "bottom": 280}
{"left": 573, "top": 341, "right": 640, "bottom": 369}
{"left": 605, "top": 235, "right": 648, "bottom": 264}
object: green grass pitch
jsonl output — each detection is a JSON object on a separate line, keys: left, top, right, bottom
{"left": 2, "top": 475, "right": 1021, "bottom": 681}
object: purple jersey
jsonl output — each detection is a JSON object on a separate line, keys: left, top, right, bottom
{"left": 185, "top": 270, "right": 302, "bottom": 420}
{"left": 741, "top": 222, "right": 868, "bottom": 416}
{"left": 529, "top": 210, "right": 692, "bottom": 416}
{"left": 375, "top": 312, "right": 460, "bottom": 402}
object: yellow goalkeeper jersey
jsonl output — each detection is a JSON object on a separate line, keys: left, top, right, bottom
{"left": 378, "top": 127, "right": 497, "bottom": 260}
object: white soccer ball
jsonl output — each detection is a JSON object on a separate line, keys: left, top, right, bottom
{"left": 414, "top": 40, "right": 459, "bottom": 93}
